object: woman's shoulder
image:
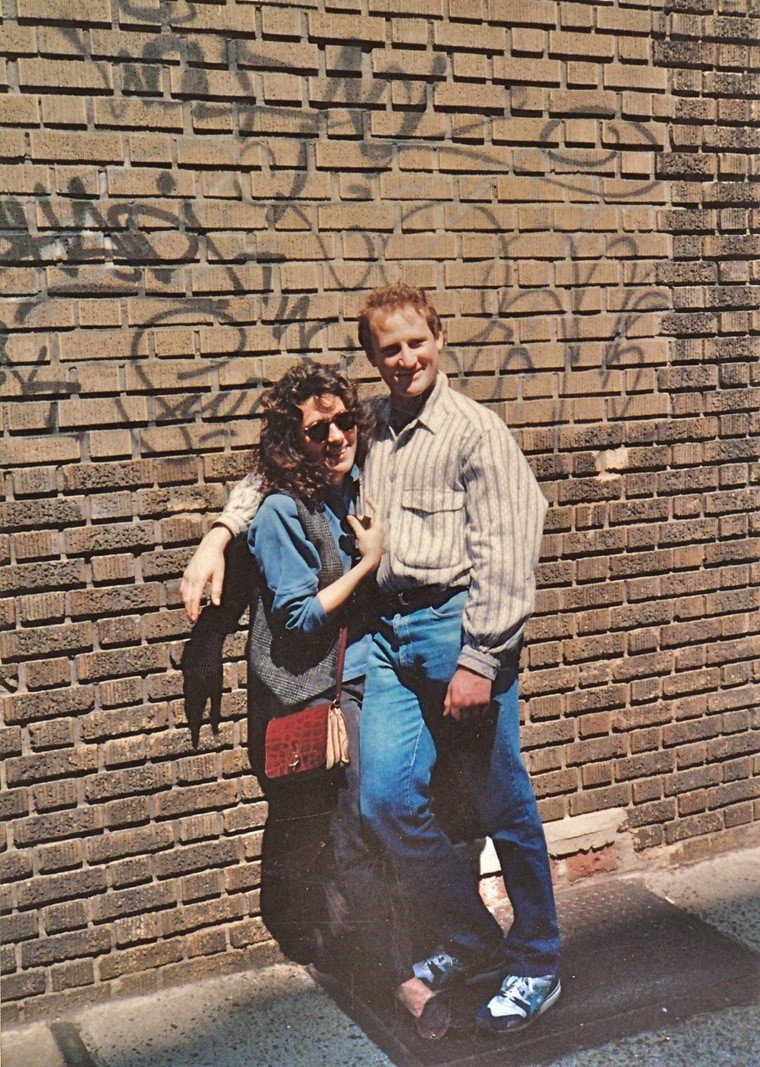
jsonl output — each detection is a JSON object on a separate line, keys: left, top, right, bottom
{"left": 251, "top": 492, "right": 300, "bottom": 529}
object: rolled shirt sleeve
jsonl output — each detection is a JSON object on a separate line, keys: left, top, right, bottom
{"left": 215, "top": 473, "right": 263, "bottom": 538}
{"left": 247, "top": 495, "right": 329, "bottom": 638}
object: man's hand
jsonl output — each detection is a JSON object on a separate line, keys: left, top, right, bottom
{"left": 443, "top": 667, "right": 493, "bottom": 723}
{"left": 180, "top": 525, "right": 232, "bottom": 622}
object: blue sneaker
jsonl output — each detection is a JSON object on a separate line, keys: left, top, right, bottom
{"left": 412, "top": 951, "right": 467, "bottom": 991}
{"left": 476, "top": 973, "right": 561, "bottom": 1032}
{"left": 413, "top": 948, "right": 509, "bottom": 992}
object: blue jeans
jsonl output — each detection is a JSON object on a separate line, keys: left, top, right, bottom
{"left": 359, "top": 590, "right": 559, "bottom": 978}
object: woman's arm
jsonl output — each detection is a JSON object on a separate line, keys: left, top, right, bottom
{"left": 316, "top": 512, "right": 382, "bottom": 616}
{"left": 250, "top": 498, "right": 382, "bottom": 634}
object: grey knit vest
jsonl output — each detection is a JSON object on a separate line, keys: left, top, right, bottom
{"left": 247, "top": 496, "right": 345, "bottom": 714}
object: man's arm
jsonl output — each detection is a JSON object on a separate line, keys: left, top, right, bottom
{"left": 181, "top": 473, "right": 262, "bottom": 622}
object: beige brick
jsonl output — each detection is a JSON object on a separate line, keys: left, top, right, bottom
{"left": 308, "top": 12, "right": 385, "bottom": 45}
{"left": 106, "top": 168, "right": 195, "bottom": 198}
{"left": 494, "top": 55, "right": 561, "bottom": 85}
{"left": 370, "top": 111, "right": 447, "bottom": 139}
{"left": 434, "top": 82, "right": 506, "bottom": 112}
{"left": 88, "top": 431, "right": 133, "bottom": 459}
{"left": 0, "top": 267, "right": 43, "bottom": 296}
{"left": 191, "top": 264, "right": 269, "bottom": 295}
{"left": 19, "top": 0, "right": 111, "bottom": 19}
{"left": 439, "top": 145, "right": 510, "bottom": 172}
{"left": 0, "top": 132, "right": 25, "bottom": 170}
{"left": 58, "top": 329, "right": 148, "bottom": 362}
{"left": 549, "top": 89, "right": 617, "bottom": 115}
{"left": 603, "top": 64, "right": 668, "bottom": 92}
{"left": 380, "top": 173, "right": 454, "bottom": 201}
{"left": 315, "top": 140, "right": 394, "bottom": 172}
{"left": 261, "top": 6, "right": 303, "bottom": 38}
{"left": 372, "top": 0, "right": 441, "bottom": 15}
{"left": 19, "top": 58, "right": 113, "bottom": 93}
{"left": 170, "top": 68, "right": 255, "bottom": 101}
{"left": 94, "top": 99, "right": 183, "bottom": 132}
{"left": 175, "top": 136, "right": 236, "bottom": 169}
{"left": 40, "top": 96, "right": 87, "bottom": 129}
{"left": 0, "top": 24, "right": 37, "bottom": 55}
{"left": 390, "top": 17, "right": 431, "bottom": 47}
{"left": 619, "top": 37, "right": 651, "bottom": 64}
{"left": 597, "top": 6, "right": 654, "bottom": 35}
{"left": 493, "top": 116, "right": 557, "bottom": 145}
{"left": 550, "top": 30, "right": 615, "bottom": 59}
{"left": 90, "top": 28, "right": 181, "bottom": 63}
{"left": 492, "top": 0, "right": 557, "bottom": 22}
{"left": 567, "top": 61, "right": 599, "bottom": 88}
{"left": 31, "top": 131, "right": 123, "bottom": 164}
{"left": 239, "top": 105, "right": 318, "bottom": 138}
{"left": 0, "top": 96, "right": 40, "bottom": 127}
{"left": 127, "top": 135, "right": 172, "bottom": 167}
{"left": 308, "top": 77, "right": 388, "bottom": 108}
{"left": 383, "top": 232, "right": 457, "bottom": 259}
{"left": 399, "top": 203, "right": 444, "bottom": 232}
{"left": 0, "top": 436, "right": 81, "bottom": 468}
{"left": 373, "top": 48, "right": 447, "bottom": 79}
{"left": 317, "top": 201, "right": 395, "bottom": 231}
{"left": 126, "top": 298, "right": 214, "bottom": 328}
{"left": 433, "top": 21, "right": 506, "bottom": 52}
{"left": 511, "top": 27, "right": 546, "bottom": 54}
{"left": 261, "top": 72, "right": 303, "bottom": 106}
{"left": 168, "top": 2, "right": 253, "bottom": 34}
{"left": 185, "top": 201, "right": 268, "bottom": 231}
{"left": 324, "top": 44, "right": 362, "bottom": 75}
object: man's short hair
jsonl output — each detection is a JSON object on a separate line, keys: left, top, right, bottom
{"left": 357, "top": 283, "right": 443, "bottom": 357}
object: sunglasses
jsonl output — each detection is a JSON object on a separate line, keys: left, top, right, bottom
{"left": 302, "top": 410, "right": 358, "bottom": 444}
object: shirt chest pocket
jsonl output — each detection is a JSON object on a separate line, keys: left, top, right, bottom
{"left": 394, "top": 487, "right": 466, "bottom": 571}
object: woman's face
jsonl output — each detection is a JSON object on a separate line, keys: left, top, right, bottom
{"left": 298, "top": 392, "right": 358, "bottom": 486}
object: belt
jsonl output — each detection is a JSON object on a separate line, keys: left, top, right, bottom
{"left": 379, "top": 584, "right": 467, "bottom": 614}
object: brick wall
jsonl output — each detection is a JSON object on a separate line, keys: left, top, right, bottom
{"left": 1, "top": 0, "right": 759, "bottom": 1023}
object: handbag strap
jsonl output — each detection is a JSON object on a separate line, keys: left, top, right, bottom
{"left": 333, "top": 626, "right": 348, "bottom": 705}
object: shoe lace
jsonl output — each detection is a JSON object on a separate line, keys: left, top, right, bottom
{"left": 499, "top": 975, "right": 534, "bottom": 1005}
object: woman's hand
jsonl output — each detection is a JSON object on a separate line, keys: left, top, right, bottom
{"left": 346, "top": 510, "right": 384, "bottom": 570}
{"left": 316, "top": 508, "right": 383, "bottom": 618}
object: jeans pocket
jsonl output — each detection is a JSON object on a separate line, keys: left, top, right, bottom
{"left": 428, "top": 588, "right": 468, "bottom": 619}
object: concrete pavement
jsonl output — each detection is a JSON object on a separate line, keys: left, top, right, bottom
{"left": 3, "top": 845, "right": 759, "bottom": 1067}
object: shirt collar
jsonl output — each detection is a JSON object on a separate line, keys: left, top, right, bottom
{"left": 321, "top": 464, "right": 361, "bottom": 512}
{"left": 388, "top": 372, "right": 450, "bottom": 437}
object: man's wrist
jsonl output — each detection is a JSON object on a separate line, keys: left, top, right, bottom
{"left": 208, "top": 522, "right": 233, "bottom": 545}
{"left": 457, "top": 645, "right": 498, "bottom": 681}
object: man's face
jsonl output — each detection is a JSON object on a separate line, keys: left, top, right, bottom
{"left": 365, "top": 304, "right": 444, "bottom": 413}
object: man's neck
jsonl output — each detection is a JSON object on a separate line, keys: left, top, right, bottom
{"left": 389, "top": 381, "right": 436, "bottom": 430}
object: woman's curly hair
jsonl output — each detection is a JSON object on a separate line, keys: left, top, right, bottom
{"left": 251, "top": 362, "right": 371, "bottom": 505}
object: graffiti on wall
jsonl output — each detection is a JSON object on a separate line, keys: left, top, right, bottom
{"left": 1, "top": 14, "right": 671, "bottom": 448}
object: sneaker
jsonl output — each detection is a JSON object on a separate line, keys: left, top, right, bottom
{"left": 476, "top": 973, "right": 561, "bottom": 1033}
{"left": 413, "top": 947, "right": 509, "bottom": 992}
{"left": 412, "top": 951, "right": 467, "bottom": 992}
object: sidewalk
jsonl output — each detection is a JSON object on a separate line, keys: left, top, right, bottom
{"left": 3, "top": 846, "right": 759, "bottom": 1067}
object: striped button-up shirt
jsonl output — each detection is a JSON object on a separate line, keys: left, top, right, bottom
{"left": 217, "top": 372, "right": 546, "bottom": 680}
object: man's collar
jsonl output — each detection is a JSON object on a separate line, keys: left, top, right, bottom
{"left": 389, "top": 372, "right": 449, "bottom": 434}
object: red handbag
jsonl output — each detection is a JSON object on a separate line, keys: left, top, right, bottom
{"left": 264, "top": 629, "right": 348, "bottom": 780}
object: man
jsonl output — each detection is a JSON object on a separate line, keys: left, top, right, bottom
{"left": 181, "top": 283, "right": 559, "bottom": 1034}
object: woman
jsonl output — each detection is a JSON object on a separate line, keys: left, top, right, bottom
{"left": 244, "top": 363, "right": 450, "bottom": 1040}
{"left": 243, "top": 363, "right": 383, "bottom": 971}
